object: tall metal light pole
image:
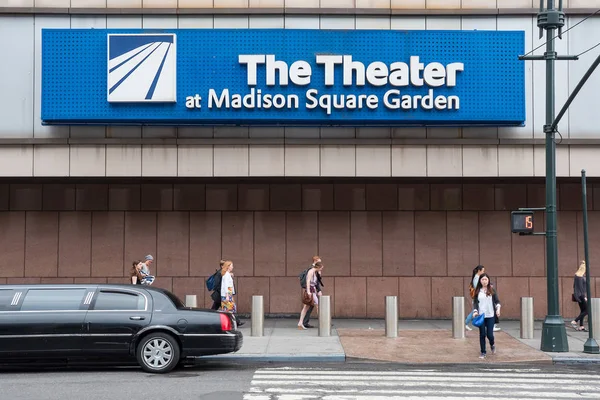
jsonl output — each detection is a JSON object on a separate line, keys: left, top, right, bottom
{"left": 519, "top": 0, "right": 577, "bottom": 352}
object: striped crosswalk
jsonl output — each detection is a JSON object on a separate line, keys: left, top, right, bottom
{"left": 243, "top": 366, "right": 600, "bottom": 399}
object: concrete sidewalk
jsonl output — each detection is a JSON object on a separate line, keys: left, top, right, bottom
{"left": 203, "top": 318, "right": 600, "bottom": 365}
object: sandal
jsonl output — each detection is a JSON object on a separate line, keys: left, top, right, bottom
{"left": 571, "top": 321, "right": 578, "bottom": 329}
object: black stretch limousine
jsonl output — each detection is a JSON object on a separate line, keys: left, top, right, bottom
{"left": 0, "top": 284, "right": 243, "bottom": 373}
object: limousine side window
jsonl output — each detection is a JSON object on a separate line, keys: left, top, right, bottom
{"left": 20, "top": 289, "right": 88, "bottom": 311}
{"left": 93, "top": 291, "right": 145, "bottom": 311}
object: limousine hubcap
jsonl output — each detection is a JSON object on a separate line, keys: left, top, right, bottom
{"left": 143, "top": 338, "right": 172, "bottom": 368}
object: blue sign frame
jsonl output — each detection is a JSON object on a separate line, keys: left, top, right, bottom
{"left": 41, "top": 29, "right": 525, "bottom": 127}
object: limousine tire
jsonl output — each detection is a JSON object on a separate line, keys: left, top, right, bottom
{"left": 136, "top": 332, "right": 181, "bottom": 374}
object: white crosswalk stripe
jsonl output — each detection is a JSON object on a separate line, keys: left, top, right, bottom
{"left": 243, "top": 366, "right": 600, "bottom": 400}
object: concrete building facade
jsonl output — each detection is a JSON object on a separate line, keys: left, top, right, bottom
{"left": 1, "top": 0, "right": 600, "bottom": 320}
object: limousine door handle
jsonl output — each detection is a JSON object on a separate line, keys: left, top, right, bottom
{"left": 130, "top": 316, "right": 146, "bottom": 321}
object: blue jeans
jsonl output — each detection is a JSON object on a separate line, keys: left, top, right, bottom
{"left": 465, "top": 309, "right": 475, "bottom": 325}
{"left": 479, "top": 317, "right": 495, "bottom": 354}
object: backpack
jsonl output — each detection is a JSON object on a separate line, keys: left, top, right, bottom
{"left": 206, "top": 269, "right": 220, "bottom": 291}
{"left": 298, "top": 268, "right": 310, "bottom": 289}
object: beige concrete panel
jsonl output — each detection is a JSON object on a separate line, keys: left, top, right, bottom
{"left": 567, "top": 16, "right": 600, "bottom": 138}
{"left": 426, "top": 0, "right": 460, "bottom": 8}
{"left": 320, "top": 16, "right": 355, "bottom": 29}
{"left": 462, "top": 146, "right": 499, "bottom": 177}
{"left": 249, "top": 16, "right": 284, "bottom": 28}
{"left": 569, "top": 147, "right": 600, "bottom": 177}
{"left": 179, "top": 0, "right": 212, "bottom": 6}
{"left": 391, "top": 145, "right": 426, "bottom": 177}
{"left": 356, "top": 0, "right": 390, "bottom": 8}
{"left": 178, "top": 16, "right": 214, "bottom": 27}
{"left": 498, "top": 16, "right": 534, "bottom": 139}
{"left": 141, "top": 145, "right": 177, "bottom": 177}
{"left": 249, "top": 145, "right": 285, "bottom": 176}
{"left": 427, "top": 127, "right": 461, "bottom": 139}
{"left": 285, "top": 15, "right": 320, "bottom": 28}
{"left": 356, "top": 146, "right": 391, "bottom": 177}
{"left": 391, "top": 0, "right": 424, "bottom": 8}
{"left": 142, "top": 15, "right": 178, "bottom": 28}
{"left": 0, "top": 15, "right": 34, "bottom": 138}
{"left": 214, "top": 145, "right": 249, "bottom": 176}
{"left": 426, "top": 16, "right": 461, "bottom": 30}
{"left": 143, "top": 0, "right": 178, "bottom": 7}
{"left": 391, "top": 16, "right": 425, "bottom": 30}
{"left": 462, "top": 0, "right": 496, "bottom": 8}
{"left": 214, "top": 16, "right": 249, "bottom": 28}
{"left": 356, "top": 16, "right": 391, "bottom": 29}
{"left": 108, "top": 0, "right": 142, "bottom": 6}
{"left": 35, "top": 0, "right": 69, "bottom": 6}
{"left": 320, "top": 145, "right": 356, "bottom": 177}
{"left": 498, "top": 145, "right": 534, "bottom": 177}
{"left": 534, "top": 145, "right": 570, "bottom": 178}
{"left": 214, "top": 0, "right": 248, "bottom": 7}
{"left": 106, "top": 145, "right": 142, "bottom": 177}
{"left": 70, "top": 145, "right": 106, "bottom": 177}
{"left": 107, "top": 16, "right": 142, "bottom": 28}
{"left": 5, "top": 0, "right": 33, "bottom": 6}
{"left": 34, "top": 146, "right": 69, "bottom": 177}
{"left": 497, "top": 0, "right": 534, "bottom": 7}
{"left": 427, "top": 146, "right": 462, "bottom": 177}
{"left": 392, "top": 127, "right": 426, "bottom": 139}
{"left": 0, "top": 146, "right": 33, "bottom": 177}
{"left": 250, "top": 0, "right": 283, "bottom": 6}
{"left": 177, "top": 145, "right": 213, "bottom": 177}
{"left": 571, "top": 1, "right": 594, "bottom": 6}
{"left": 285, "top": 0, "right": 319, "bottom": 7}
{"left": 461, "top": 16, "right": 496, "bottom": 31}
{"left": 320, "top": 0, "right": 354, "bottom": 7}
{"left": 71, "top": 0, "right": 105, "bottom": 7}
{"left": 284, "top": 145, "right": 320, "bottom": 176}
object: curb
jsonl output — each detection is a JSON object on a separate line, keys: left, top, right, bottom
{"left": 552, "top": 357, "right": 600, "bottom": 364}
{"left": 199, "top": 354, "right": 347, "bottom": 363}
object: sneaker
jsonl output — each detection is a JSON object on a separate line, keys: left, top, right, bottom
{"left": 491, "top": 345, "right": 496, "bottom": 354}
{"left": 479, "top": 353, "right": 486, "bottom": 359}
{"left": 465, "top": 325, "right": 473, "bottom": 331}
{"left": 493, "top": 324, "right": 501, "bottom": 332}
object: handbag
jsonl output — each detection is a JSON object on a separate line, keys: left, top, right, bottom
{"left": 301, "top": 288, "right": 314, "bottom": 306}
{"left": 572, "top": 293, "right": 578, "bottom": 302}
{"left": 472, "top": 313, "right": 485, "bottom": 327}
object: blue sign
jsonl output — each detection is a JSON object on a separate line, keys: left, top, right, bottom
{"left": 41, "top": 29, "right": 525, "bottom": 126}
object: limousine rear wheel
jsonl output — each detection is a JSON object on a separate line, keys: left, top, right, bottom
{"left": 136, "top": 332, "right": 180, "bottom": 374}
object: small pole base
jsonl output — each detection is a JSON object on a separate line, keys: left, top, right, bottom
{"left": 584, "top": 338, "right": 600, "bottom": 354}
{"left": 540, "top": 315, "right": 569, "bottom": 352}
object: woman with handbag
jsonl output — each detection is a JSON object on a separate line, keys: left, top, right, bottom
{"left": 298, "top": 262, "right": 324, "bottom": 330}
{"left": 571, "top": 261, "right": 588, "bottom": 331}
{"left": 472, "top": 273, "right": 501, "bottom": 360}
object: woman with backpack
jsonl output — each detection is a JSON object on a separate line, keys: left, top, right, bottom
{"left": 297, "top": 261, "right": 324, "bottom": 330}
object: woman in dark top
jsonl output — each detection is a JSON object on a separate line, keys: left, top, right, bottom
{"left": 571, "top": 261, "right": 588, "bottom": 331}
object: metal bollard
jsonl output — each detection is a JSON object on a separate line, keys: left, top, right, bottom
{"left": 452, "top": 296, "right": 465, "bottom": 339}
{"left": 385, "top": 296, "right": 398, "bottom": 338}
{"left": 185, "top": 295, "right": 197, "bottom": 308}
{"left": 592, "top": 298, "right": 600, "bottom": 342}
{"left": 520, "top": 297, "right": 534, "bottom": 339}
{"left": 251, "top": 295, "right": 264, "bottom": 337}
{"left": 319, "top": 295, "right": 331, "bottom": 337}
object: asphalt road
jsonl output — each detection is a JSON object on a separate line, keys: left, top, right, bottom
{"left": 1, "top": 361, "right": 599, "bottom": 400}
